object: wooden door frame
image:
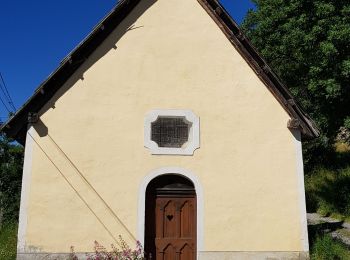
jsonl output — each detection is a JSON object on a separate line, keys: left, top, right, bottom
{"left": 138, "top": 167, "right": 204, "bottom": 258}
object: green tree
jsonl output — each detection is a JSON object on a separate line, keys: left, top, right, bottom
{"left": 242, "top": 0, "right": 350, "bottom": 167}
{"left": 0, "top": 134, "right": 23, "bottom": 224}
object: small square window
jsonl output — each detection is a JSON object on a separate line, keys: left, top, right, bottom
{"left": 151, "top": 117, "right": 191, "bottom": 148}
{"left": 144, "top": 110, "right": 200, "bottom": 155}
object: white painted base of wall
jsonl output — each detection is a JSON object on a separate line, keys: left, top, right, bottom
{"left": 198, "top": 251, "right": 309, "bottom": 260}
{"left": 17, "top": 251, "right": 309, "bottom": 260}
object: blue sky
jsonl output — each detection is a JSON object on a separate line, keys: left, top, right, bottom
{"left": 0, "top": 0, "right": 254, "bottom": 122}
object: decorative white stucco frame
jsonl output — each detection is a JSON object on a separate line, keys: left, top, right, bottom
{"left": 137, "top": 167, "right": 204, "bottom": 257}
{"left": 144, "top": 109, "right": 200, "bottom": 155}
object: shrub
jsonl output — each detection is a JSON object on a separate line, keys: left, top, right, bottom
{"left": 0, "top": 136, "right": 24, "bottom": 224}
{"left": 70, "top": 236, "right": 144, "bottom": 260}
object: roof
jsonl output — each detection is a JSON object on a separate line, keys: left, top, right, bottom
{"left": 1, "top": 0, "right": 319, "bottom": 145}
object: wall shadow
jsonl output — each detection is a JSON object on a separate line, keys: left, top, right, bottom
{"left": 33, "top": 120, "right": 48, "bottom": 137}
{"left": 290, "top": 128, "right": 301, "bottom": 142}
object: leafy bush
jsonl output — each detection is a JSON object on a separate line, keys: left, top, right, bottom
{"left": 310, "top": 234, "right": 350, "bottom": 260}
{"left": 305, "top": 166, "right": 350, "bottom": 218}
{"left": 0, "top": 135, "right": 24, "bottom": 223}
{"left": 0, "top": 223, "right": 17, "bottom": 260}
{"left": 70, "top": 236, "right": 144, "bottom": 260}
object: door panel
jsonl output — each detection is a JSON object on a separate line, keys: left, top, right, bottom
{"left": 179, "top": 244, "right": 194, "bottom": 260}
{"left": 162, "top": 244, "right": 176, "bottom": 260}
{"left": 155, "top": 196, "right": 196, "bottom": 260}
{"left": 163, "top": 200, "right": 177, "bottom": 238}
{"left": 180, "top": 201, "right": 194, "bottom": 238}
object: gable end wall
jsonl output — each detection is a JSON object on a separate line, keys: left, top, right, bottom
{"left": 18, "top": 0, "right": 308, "bottom": 258}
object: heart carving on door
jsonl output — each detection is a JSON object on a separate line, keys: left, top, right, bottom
{"left": 167, "top": 214, "right": 174, "bottom": 221}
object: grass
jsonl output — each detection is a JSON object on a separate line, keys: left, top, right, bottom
{"left": 0, "top": 223, "right": 18, "bottom": 260}
{"left": 310, "top": 234, "right": 350, "bottom": 260}
{"left": 305, "top": 165, "right": 350, "bottom": 220}
{"left": 306, "top": 145, "right": 350, "bottom": 258}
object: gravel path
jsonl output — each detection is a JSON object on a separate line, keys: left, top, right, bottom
{"left": 307, "top": 213, "right": 350, "bottom": 247}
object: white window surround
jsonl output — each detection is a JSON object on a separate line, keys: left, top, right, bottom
{"left": 144, "top": 109, "right": 200, "bottom": 155}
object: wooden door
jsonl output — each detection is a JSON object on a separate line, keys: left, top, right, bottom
{"left": 155, "top": 195, "right": 196, "bottom": 260}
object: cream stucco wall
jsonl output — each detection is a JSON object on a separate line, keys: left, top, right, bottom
{"left": 20, "top": 0, "right": 307, "bottom": 255}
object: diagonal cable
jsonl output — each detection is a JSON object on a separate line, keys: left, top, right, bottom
{"left": 28, "top": 131, "right": 121, "bottom": 246}
{"left": 47, "top": 134, "right": 137, "bottom": 242}
{"left": 0, "top": 72, "right": 16, "bottom": 111}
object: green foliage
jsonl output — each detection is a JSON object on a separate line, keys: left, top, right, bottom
{"left": 0, "top": 223, "right": 18, "bottom": 260}
{"left": 0, "top": 134, "right": 24, "bottom": 223}
{"left": 345, "top": 117, "right": 350, "bottom": 129}
{"left": 242, "top": 0, "right": 350, "bottom": 167}
{"left": 305, "top": 165, "right": 350, "bottom": 217}
{"left": 310, "top": 234, "right": 350, "bottom": 260}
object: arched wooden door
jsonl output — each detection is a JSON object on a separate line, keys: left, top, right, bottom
{"left": 145, "top": 175, "right": 197, "bottom": 260}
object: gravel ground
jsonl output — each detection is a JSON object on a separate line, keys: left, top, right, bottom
{"left": 307, "top": 213, "right": 350, "bottom": 247}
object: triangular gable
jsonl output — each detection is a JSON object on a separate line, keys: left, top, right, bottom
{"left": 1, "top": 0, "right": 319, "bottom": 145}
